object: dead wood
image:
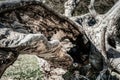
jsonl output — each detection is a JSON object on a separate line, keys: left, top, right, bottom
{"left": 1, "top": 0, "right": 120, "bottom": 80}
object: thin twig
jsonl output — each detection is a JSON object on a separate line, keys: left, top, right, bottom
{"left": 101, "top": 27, "right": 107, "bottom": 63}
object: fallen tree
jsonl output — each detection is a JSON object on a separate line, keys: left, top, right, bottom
{"left": 0, "top": 0, "right": 120, "bottom": 80}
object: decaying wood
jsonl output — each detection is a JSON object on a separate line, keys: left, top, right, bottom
{"left": 1, "top": 0, "right": 120, "bottom": 80}
{"left": 88, "top": 0, "right": 97, "bottom": 17}
{"left": 0, "top": 0, "right": 87, "bottom": 79}
{"left": 70, "top": 0, "right": 120, "bottom": 79}
{"left": 64, "top": 0, "right": 80, "bottom": 17}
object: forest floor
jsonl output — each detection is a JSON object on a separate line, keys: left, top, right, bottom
{"left": 1, "top": 54, "right": 42, "bottom": 80}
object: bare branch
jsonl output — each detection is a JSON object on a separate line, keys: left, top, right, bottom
{"left": 64, "top": 0, "right": 80, "bottom": 17}
{"left": 101, "top": 27, "right": 107, "bottom": 62}
{"left": 88, "top": 0, "right": 97, "bottom": 17}
{"left": 105, "top": 0, "right": 120, "bottom": 23}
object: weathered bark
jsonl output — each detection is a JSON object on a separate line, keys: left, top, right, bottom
{"left": 64, "top": 0, "right": 80, "bottom": 17}
{"left": 70, "top": 0, "right": 120, "bottom": 79}
{"left": 63, "top": 0, "right": 120, "bottom": 79}
{"left": 88, "top": 0, "right": 97, "bottom": 17}
{"left": 0, "top": 0, "right": 120, "bottom": 80}
{"left": 0, "top": 0, "right": 86, "bottom": 79}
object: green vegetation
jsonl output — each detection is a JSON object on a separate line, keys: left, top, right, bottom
{"left": 1, "top": 55, "right": 42, "bottom": 80}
